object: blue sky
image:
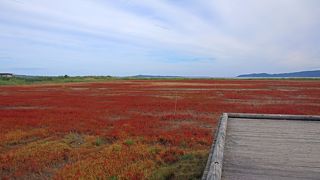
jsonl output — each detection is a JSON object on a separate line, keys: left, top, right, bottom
{"left": 0, "top": 0, "right": 320, "bottom": 77}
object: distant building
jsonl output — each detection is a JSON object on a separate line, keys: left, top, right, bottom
{"left": 0, "top": 73, "right": 13, "bottom": 78}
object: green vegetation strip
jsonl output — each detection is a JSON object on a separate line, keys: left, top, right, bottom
{"left": 1, "top": 76, "right": 319, "bottom": 86}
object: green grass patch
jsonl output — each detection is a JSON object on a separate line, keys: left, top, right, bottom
{"left": 2, "top": 76, "right": 318, "bottom": 86}
{"left": 0, "top": 76, "right": 117, "bottom": 86}
{"left": 95, "top": 137, "right": 103, "bottom": 146}
{"left": 150, "top": 151, "right": 208, "bottom": 180}
{"left": 124, "top": 139, "right": 134, "bottom": 146}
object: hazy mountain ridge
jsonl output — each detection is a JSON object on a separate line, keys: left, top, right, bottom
{"left": 238, "top": 70, "right": 320, "bottom": 78}
{"left": 131, "top": 75, "right": 182, "bottom": 78}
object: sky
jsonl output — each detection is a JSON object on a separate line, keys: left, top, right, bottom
{"left": 0, "top": 0, "right": 320, "bottom": 77}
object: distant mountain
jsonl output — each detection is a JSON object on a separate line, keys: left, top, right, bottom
{"left": 130, "top": 75, "right": 182, "bottom": 78}
{"left": 238, "top": 70, "right": 320, "bottom": 78}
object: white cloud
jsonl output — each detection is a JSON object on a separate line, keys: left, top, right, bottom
{"left": 0, "top": 0, "right": 319, "bottom": 76}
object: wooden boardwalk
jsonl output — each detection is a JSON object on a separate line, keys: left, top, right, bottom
{"left": 202, "top": 113, "right": 320, "bottom": 180}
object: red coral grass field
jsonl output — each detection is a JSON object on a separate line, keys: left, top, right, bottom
{"left": 0, "top": 79, "right": 319, "bottom": 179}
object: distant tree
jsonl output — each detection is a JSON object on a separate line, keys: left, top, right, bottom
{"left": 64, "top": 75, "right": 69, "bottom": 78}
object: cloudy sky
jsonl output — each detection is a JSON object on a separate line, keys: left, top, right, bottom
{"left": 0, "top": 0, "right": 319, "bottom": 77}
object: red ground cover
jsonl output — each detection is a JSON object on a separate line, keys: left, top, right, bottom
{"left": 0, "top": 80, "right": 319, "bottom": 179}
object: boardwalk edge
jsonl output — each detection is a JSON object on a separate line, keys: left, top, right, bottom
{"left": 202, "top": 113, "right": 228, "bottom": 180}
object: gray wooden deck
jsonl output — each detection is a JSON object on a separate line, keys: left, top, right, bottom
{"left": 202, "top": 113, "right": 320, "bottom": 180}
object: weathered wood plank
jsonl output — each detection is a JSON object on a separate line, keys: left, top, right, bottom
{"left": 202, "top": 113, "right": 228, "bottom": 180}
{"left": 227, "top": 113, "right": 320, "bottom": 121}
{"left": 222, "top": 118, "right": 320, "bottom": 180}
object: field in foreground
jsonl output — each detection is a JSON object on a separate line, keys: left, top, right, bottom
{"left": 0, "top": 79, "right": 319, "bottom": 179}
